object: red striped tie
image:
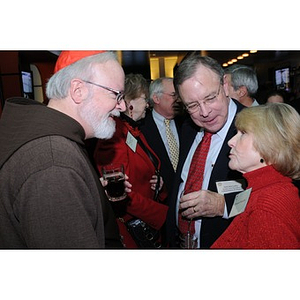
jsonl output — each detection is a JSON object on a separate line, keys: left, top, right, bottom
{"left": 178, "top": 131, "right": 213, "bottom": 235}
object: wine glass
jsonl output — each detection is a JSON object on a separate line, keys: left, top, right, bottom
{"left": 179, "top": 190, "right": 198, "bottom": 249}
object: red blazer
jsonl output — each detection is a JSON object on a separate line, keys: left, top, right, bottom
{"left": 94, "top": 116, "right": 168, "bottom": 248}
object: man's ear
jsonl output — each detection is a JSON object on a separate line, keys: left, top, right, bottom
{"left": 70, "top": 79, "right": 86, "bottom": 104}
{"left": 238, "top": 86, "right": 247, "bottom": 98}
{"left": 152, "top": 93, "right": 160, "bottom": 104}
{"left": 223, "top": 74, "right": 229, "bottom": 85}
{"left": 222, "top": 75, "right": 230, "bottom": 97}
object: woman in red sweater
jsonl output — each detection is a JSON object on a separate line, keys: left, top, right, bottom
{"left": 212, "top": 103, "right": 300, "bottom": 249}
{"left": 94, "top": 74, "right": 168, "bottom": 248}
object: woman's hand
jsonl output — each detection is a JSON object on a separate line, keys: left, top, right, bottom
{"left": 150, "top": 174, "right": 164, "bottom": 191}
{"left": 100, "top": 174, "right": 132, "bottom": 193}
{"left": 124, "top": 174, "right": 132, "bottom": 193}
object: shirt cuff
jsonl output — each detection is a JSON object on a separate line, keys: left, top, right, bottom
{"left": 223, "top": 202, "right": 229, "bottom": 219}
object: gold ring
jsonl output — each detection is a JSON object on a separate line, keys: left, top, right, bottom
{"left": 193, "top": 206, "right": 197, "bottom": 213}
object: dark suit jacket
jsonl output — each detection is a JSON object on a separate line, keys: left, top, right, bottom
{"left": 166, "top": 99, "right": 246, "bottom": 248}
{"left": 140, "top": 111, "right": 185, "bottom": 202}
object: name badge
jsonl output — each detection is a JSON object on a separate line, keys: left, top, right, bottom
{"left": 126, "top": 131, "right": 137, "bottom": 152}
{"left": 229, "top": 188, "right": 252, "bottom": 218}
{"left": 216, "top": 180, "right": 245, "bottom": 195}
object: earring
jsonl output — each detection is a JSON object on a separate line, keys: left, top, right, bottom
{"left": 128, "top": 105, "right": 133, "bottom": 118}
{"left": 260, "top": 158, "right": 264, "bottom": 163}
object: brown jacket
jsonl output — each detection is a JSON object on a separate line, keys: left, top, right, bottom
{"left": 0, "top": 98, "right": 122, "bottom": 248}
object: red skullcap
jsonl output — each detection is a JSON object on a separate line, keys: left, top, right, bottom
{"left": 54, "top": 50, "right": 106, "bottom": 73}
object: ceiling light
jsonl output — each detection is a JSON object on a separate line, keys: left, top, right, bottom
{"left": 231, "top": 59, "right": 237, "bottom": 63}
{"left": 242, "top": 53, "right": 249, "bottom": 57}
{"left": 237, "top": 56, "right": 244, "bottom": 60}
{"left": 223, "top": 63, "right": 228, "bottom": 67}
{"left": 250, "top": 50, "right": 257, "bottom": 53}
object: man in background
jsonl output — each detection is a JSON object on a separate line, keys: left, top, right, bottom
{"left": 140, "top": 77, "right": 184, "bottom": 199}
{"left": 225, "top": 64, "right": 259, "bottom": 107}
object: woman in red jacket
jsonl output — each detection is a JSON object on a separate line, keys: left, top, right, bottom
{"left": 94, "top": 74, "right": 168, "bottom": 248}
{"left": 211, "top": 103, "right": 300, "bottom": 249}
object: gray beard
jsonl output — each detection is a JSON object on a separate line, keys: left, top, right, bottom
{"left": 93, "top": 115, "right": 116, "bottom": 139}
{"left": 80, "top": 104, "right": 119, "bottom": 139}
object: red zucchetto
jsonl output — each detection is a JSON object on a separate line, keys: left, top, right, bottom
{"left": 54, "top": 50, "right": 106, "bottom": 73}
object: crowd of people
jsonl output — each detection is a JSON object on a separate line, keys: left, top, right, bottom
{"left": 0, "top": 50, "right": 299, "bottom": 249}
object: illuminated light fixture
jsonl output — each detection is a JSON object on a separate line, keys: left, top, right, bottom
{"left": 223, "top": 50, "right": 255, "bottom": 68}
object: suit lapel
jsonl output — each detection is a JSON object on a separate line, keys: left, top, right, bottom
{"left": 141, "top": 113, "right": 173, "bottom": 171}
{"left": 209, "top": 99, "right": 245, "bottom": 191}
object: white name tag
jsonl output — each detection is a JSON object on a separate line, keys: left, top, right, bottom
{"left": 229, "top": 188, "right": 252, "bottom": 218}
{"left": 216, "top": 180, "right": 244, "bottom": 195}
{"left": 126, "top": 131, "right": 137, "bottom": 152}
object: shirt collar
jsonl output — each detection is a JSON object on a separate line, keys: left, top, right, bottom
{"left": 152, "top": 109, "right": 167, "bottom": 123}
{"left": 216, "top": 98, "right": 237, "bottom": 139}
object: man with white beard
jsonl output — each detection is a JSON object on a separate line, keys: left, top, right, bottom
{"left": 0, "top": 51, "right": 126, "bottom": 248}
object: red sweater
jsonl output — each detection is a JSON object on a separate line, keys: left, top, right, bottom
{"left": 212, "top": 165, "right": 300, "bottom": 249}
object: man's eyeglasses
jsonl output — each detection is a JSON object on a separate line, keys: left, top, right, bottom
{"left": 184, "top": 83, "right": 222, "bottom": 114}
{"left": 83, "top": 80, "right": 125, "bottom": 104}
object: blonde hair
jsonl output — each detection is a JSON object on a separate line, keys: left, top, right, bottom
{"left": 124, "top": 73, "right": 149, "bottom": 100}
{"left": 235, "top": 103, "right": 300, "bottom": 179}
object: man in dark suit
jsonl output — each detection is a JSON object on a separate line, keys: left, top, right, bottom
{"left": 166, "top": 53, "right": 246, "bottom": 249}
{"left": 140, "top": 77, "right": 185, "bottom": 200}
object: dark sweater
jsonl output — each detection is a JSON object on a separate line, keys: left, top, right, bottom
{"left": 0, "top": 98, "right": 122, "bottom": 248}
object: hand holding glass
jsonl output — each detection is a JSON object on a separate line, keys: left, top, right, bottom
{"left": 179, "top": 190, "right": 198, "bottom": 249}
{"left": 101, "top": 164, "right": 127, "bottom": 201}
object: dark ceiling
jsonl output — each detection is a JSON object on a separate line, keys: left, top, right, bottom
{"left": 149, "top": 50, "right": 299, "bottom": 66}
{"left": 19, "top": 51, "right": 59, "bottom": 63}
{"left": 18, "top": 50, "right": 300, "bottom": 68}
{"left": 199, "top": 50, "right": 299, "bottom": 66}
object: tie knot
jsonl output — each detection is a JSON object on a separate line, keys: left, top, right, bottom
{"left": 203, "top": 131, "right": 213, "bottom": 142}
{"left": 164, "top": 119, "right": 170, "bottom": 126}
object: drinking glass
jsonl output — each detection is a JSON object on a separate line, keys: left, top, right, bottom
{"left": 179, "top": 190, "right": 198, "bottom": 249}
{"left": 101, "top": 163, "right": 126, "bottom": 201}
{"left": 180, "top": 222, "right": 198, "bottom": 249}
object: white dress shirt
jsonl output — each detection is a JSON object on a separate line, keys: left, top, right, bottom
{"left": 176, "top": 99, "right": 237, "bottom": 247}
{"left": 252, "top": 99, "right": 259, "bottom": 106}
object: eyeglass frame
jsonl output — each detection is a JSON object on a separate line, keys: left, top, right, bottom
{"left": 83, "top": 80, "right": 125, "bottom": 104}
{"left": 184, "top": 82, "right": 223, "bottom": 114}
